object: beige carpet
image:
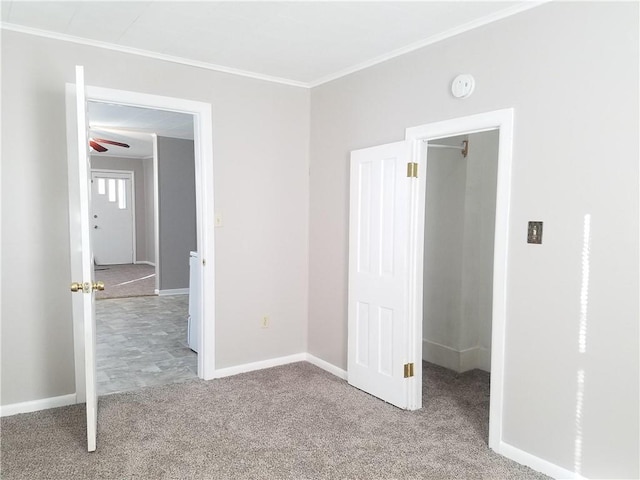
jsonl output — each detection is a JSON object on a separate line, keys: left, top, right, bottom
{"left": 94, "top": 263, "right": 156, "bottom": 299}
{"left": 0, "top": 362, "right": 549, "bottom": 480}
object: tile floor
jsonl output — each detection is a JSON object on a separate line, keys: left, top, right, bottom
{"left": 96, "top": 295, "right": 197, "bottom": 396}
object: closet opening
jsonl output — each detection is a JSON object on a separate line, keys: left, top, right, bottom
{"left": 422, "top": 130, "right": 499, "bottom": 442}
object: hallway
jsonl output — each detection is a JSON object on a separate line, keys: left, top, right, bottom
{"left": 96, "top": 295, "right": 196, "bottom": 395}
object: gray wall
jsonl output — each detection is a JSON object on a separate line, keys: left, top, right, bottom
{"left": 157, "top": 136, "right": 196, "bottom": 290}
{"left": 1, "top": 3, "right": 638, "bottom": 478}
{"left": 1, "top": 30, "right": 309, "bottom": 403}
{"left": 91, "top": 155, "right": 149, "bottom": 263}
{"left": 308, "top": 3, "right": 638, "bottom": 478}
{"left": 143, "top": 157, "right": 155, "bottom": 264}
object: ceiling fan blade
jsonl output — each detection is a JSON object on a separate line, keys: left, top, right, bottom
{"left": 89, "top": 140, "right": 108, "bottom": 152}
{"left": 93, "top": 138, "right": 130, "bottom": 148}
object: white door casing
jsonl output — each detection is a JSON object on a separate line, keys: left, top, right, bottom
{"left": 347, "top": 108, "right": 513, "bottom": 432}
{"left": 66, "top": 77, "right": 216, "bottom": 393}
{"left": 405, "top": 108, "right": 515, "bottom": 450}
{"left": 347, "top": 140, "right": 414, "bottom": 409}
{"left": 91, "top": 170, "right": 134, "bottom": 265}
{"left": 65, "top": 66, "right": 98, "bottom": 452}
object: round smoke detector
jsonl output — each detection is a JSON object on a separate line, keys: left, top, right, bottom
{"left": 451, "top": 74, "right": 475, "bottom": 98}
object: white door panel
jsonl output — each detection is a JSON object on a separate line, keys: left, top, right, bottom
{"left": 91, "top": 171, "right": 134, "bottom": 265}
{"left": 348, "top": 141, "right": 412, "bottom": 409}
{"left": 66, "top": 65, "right": 98, "bottom": 452}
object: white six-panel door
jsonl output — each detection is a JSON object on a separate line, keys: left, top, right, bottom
{"left": 347, "top": 140, "right": 413, "bottom": 409}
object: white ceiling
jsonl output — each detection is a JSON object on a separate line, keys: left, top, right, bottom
{"left": 4, "top": 1, "right": 542, "bottom": 156}
{"left": 1, "top": 1, "right": 541, "bottom": 87}
{"left": 88, "top": 102, "right": 194, "bottom": 158}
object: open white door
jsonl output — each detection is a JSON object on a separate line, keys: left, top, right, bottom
{"left": 347, "top": 140, "right": 415, "bottom": 409}
{"left": 66, "top": 66, "right": 99, "bottom": 452}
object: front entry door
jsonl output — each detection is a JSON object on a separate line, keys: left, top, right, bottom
{"left": 66, "top": 65, "right": 99, "bottom": 452}
{"left": 347, "top": 140, "right": 415, "bottom": 409}
{"left": 91, "top": 171, "right": 134, "bottom": 265}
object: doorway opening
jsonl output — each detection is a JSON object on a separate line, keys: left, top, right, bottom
{"left": 86, "top": 103, "right": 199, "bottom": 396}
{"left": 71, "top": 84, "right": 216, "bottom": 406}
{"left": 406, "top": 108, "right": 514, "bottom": 451}
{"left": 421, "top": 130, "right": 499, "bottom": 443}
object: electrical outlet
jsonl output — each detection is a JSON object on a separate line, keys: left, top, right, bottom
{"left": 261, "top": 316, "right": 269, "bottom": 328}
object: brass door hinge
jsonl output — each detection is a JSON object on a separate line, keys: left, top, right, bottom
{"left": 404, "top": 363, "right": 415, "bottom": 378}
{"left": 406, "top": 162, "right": 418, "bottom": 178}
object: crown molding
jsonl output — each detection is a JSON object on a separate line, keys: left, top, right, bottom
{"left": 0, "top": 22, "right": 309, "bottom": 88}
{"left": 307, "top": 1, "right": 549, "bottom": 88}
{"left": 2, "top": 2, "right": 547, "bottom": 90}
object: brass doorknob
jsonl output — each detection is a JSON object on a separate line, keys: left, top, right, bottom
{"left": 71, "top": 281, "right": 104, "bottom": 292}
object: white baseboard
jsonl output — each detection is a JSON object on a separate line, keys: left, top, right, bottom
{"left": 423, "top": 339, "right": 460, "bottom": 371}
{"left": 0, "top": 393, "right": 77, "bottom": 417}
{"left": 423, "top": 339, "right": 491, "bottom": 373}
{"left": 158, "top": 288, "right": 188, "bottom": 296}
{"left": 213, "top": 353, "right": 307, "bottom": 379}
{"left": 0, "top": 357, "right": 582, "bottom": 480}
{"left": 460, "top": 346, "right": 491, "bottom": 373}
{"left": 135, "top": 260, "right": 156, "bottom": 266}
{"left": 306, "top": 353, "right": 348, "bottom": 380}
{"left": 497, "top": 440, "right": 583, "bottom": 480}
{"left": 212, "top": 353, "right": 349, "bottom": 382}
{"left": 0, "top": 354, "right": 345, "bottom": 417}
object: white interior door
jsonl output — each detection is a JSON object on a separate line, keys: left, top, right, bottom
{"left": 91, "top": 171, "right": 134, "bottom": 265}
{"left": 347, "top": 140, "right": 414, "bottom": 409}
{"left": 66, "top": 65, "right": 98, "bottom": 452}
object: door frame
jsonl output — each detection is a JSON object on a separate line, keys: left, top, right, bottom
{"left": 404, "top": 108, "right": 514, "bottom": 451}
{"left": 90, "top": 169, "right": 136, "bottom": 265}
{"left": 69, "top": 85, "right": 216, "bottom": 403}
{"left": 151, "top": 134, "right": 160, "bottom": 293}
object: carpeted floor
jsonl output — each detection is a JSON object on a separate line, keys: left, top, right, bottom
{"left": 0, "top": 362, "right": 549, "bottom": 480}
{"left": 94, "top": 263, "right": 156, "bottom": 299}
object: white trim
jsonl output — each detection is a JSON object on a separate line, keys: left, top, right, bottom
{"left": 158, "top": 288, "right": 189, "bottom": 296}
{"left": 70, "top": 83, "right": 216, "bottom": 388}
{"left": 405, "top": 108, "right": 514, "bottom": 452}
{"left": 306, "top": 354, "right": 348, "bottom": 380}
{"left": 422, "top": 339, "right": 461, "bottom": 372}
{"left": 135, "top": 260, "right": 156, "bottom": 267}
{"left": 2, "top": 3, "right": 546, "bottom": 89}
{"left": 422, "top": 339, "right": 490, "bottom": 373}
{"left": 0, "top": 394, "right": 77, "bottom": 417}
{"left": 460, "top": 346, "right": 491, "bottom": 373}
{"left": 0, "top": 355, "right": 347, "bottom": 417}
{"left": 497, "top": 441, "right": 584, "bottom": 480}
{"left": 307, "top": 2, "right": 549, "bottom": 87}
{"left": 152, "top": 134, "right": 160, "bottom": 294}
{"left": 213, "top": 354, "right": 307, "bottom": 379}
{"left": 0, "top": 23, "right": 307, "bottom": 89}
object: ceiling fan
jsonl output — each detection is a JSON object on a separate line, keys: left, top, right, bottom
{"left": 89, "top": 137, "right": 130, "bottom": 153}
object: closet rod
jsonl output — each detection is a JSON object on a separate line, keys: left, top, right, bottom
{"left": 424, "top": 140, "right": 469, "bottom": 158}
{"left": 426, "top": 144, "right": 462, "bottom": 150}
